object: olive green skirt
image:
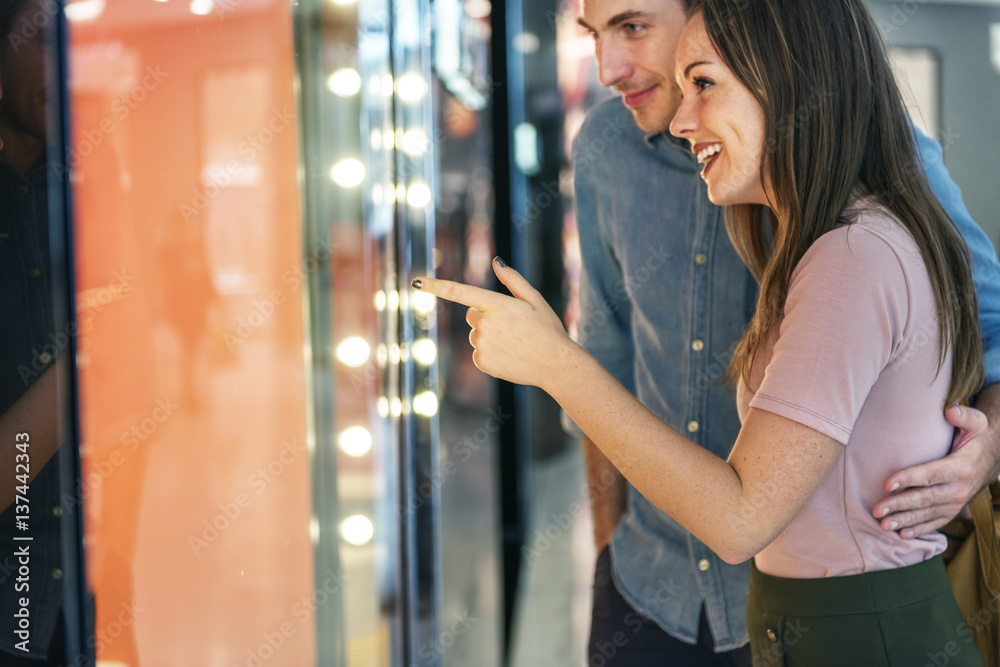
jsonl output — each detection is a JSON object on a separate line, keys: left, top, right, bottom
{"left": 747, "top": 555, "right": 981, "bottom": 666}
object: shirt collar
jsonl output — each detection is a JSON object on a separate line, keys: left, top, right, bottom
{"left": 645, "top": 128, "right": 696, "bottom": 158}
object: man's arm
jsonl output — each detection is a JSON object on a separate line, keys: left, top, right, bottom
{"left": 874, "top": 386, "right": 1000, "bottom": 538}
{"left": 570, "top": 108, "right": 636, "bottom": 551}
{"left": 874, "top": 128, "right": 1000, "bottom": 537}
{"left": 582, "top": 437, "right": 627, "bottom": 552}
{"left": 0, "top": 365, "right": 60, "bottom": 512}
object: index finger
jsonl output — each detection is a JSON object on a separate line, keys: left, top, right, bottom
{"left": 411, "top": 276, "right": 507, "bottom": 311}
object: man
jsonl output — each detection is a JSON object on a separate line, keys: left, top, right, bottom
{"left": 571, "top": 0, "right": 1000, "bottom": 664}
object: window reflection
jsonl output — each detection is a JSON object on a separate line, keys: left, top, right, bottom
{"left": 69, "top": 1, "right": 315, "bottom": 664}
{"left": 0, "top": 1, "right": 69, "bottom": 664}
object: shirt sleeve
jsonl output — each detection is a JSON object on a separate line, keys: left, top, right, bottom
{"left": 564, "top": 110, "right": 637, "bottom": 438}
{"left": 915, "top": 128, "right": 1000, "bottom": 390}
{"left": 572, "top": 112, "right": 636, "bottom": 395}
{"left": 749, "top": 227, "right": 908, "bottom": 444}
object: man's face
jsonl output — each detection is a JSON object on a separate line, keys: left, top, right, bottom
{"left": 578, "top": 0, "right": 688, "bottom": 133}
{"left": 0, "top": 0, "right": 49, "bottom": 146}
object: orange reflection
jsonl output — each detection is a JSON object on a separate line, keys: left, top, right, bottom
{"left": 69, "top": 2, "right": 315, "bottom": 665}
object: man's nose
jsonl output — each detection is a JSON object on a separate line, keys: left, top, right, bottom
{"left": 597, "top": 41, "right": 632, "bottom": 88}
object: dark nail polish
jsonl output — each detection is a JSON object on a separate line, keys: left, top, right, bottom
{"left": 411, "top": 279, "right": 423, "bottom": 289}
{"left": 494, "top": 256, "right": 508, "bottom": 268}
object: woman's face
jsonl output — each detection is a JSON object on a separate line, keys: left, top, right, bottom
{"left": 669, "top": 12, "right": 771, "bottom": 207}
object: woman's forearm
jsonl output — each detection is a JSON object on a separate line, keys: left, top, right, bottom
{"left": 414, "top": 265, "right": 840, "bottom": 563}
{"left": 549, "top": 344, "right": 768, "bottom": 563}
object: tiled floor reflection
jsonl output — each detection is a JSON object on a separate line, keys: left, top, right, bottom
{"left": 122, "top": 335, "right": 314, "bottom": 667}
{"left": 510, "top": 445, "right": 594, "bottom": 667}
{"left": 439, "top": 401, "right": 504, "bottom": 667}
{"left": 436, "top": 404, "right": 594, "bottom": 667}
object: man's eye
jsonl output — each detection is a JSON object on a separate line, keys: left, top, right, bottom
{"left": 624, "top": 23, "right": 644, "bottom": 34}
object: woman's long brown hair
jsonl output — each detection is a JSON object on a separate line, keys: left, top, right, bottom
{"left": 691, "top": 0, "right": 983, "bottom": 405}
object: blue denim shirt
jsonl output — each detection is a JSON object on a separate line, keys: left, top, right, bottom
{"left": 572, "top": 96, "right": 1000, "bottom": 651}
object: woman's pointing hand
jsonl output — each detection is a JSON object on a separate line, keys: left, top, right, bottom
{"left": 412, "top": 257, "right": 580, "bottom": 390}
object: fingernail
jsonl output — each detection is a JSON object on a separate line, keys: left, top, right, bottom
{"left": 494, "top": 256, "right": 508, "bottom": 268}
{"left": 889, "top": 521, "right": 899, "bottom": 530}
{"left": 954, "top": 405, "right": 962, "bottom": 416}
{"left": 880, "top": 506, "right": 890, "bottom": 517}
{"left": 889, "top": 482, "right": 900, "bottom": 492}
{"left": 411, "top": 279, "right": 423, "bottom": 289}
{"left": 903, "top": 530, "right": 913, "bottom": 539}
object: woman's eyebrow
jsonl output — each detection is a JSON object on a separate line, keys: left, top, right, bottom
{"left": 683, "top": 60, "right": 712, "bottom": 78}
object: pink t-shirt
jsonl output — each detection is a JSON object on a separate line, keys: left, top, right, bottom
{"left": 737, "top": 201, "right": 953, "bottom": 578}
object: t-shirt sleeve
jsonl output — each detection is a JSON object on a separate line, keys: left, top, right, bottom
{"left": 749, "top": 226, "right": 909, "bottom": 444}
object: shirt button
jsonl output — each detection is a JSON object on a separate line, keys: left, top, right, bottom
{"left": 695, "top": 253, "right": 707, "bottom": 265}
{"left": 52, "top": 506, "right": 62, "bottom": 517}
{"left": 766, "top": 628, "right": 777, "bottom": 642}
{"left": 692, "top": 339, "right": 704, "bottom": 352}
{"left": 687, "top": 421, "right": 700, "bottom": 433}
{"left": 29, "top": 268, "right": 41, "bottom": 278}
{"left": 39, "top": 352, "right": 53, "bottom": 364}
{"left": 698, "top": 559, "right": 711, "bottom": 571}
{"left": 52, "top": 569, "right": 63, "bottom": 580}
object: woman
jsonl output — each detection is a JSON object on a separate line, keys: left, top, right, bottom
{"left": 415, "top": 0, "right": 984, "bottom": 663}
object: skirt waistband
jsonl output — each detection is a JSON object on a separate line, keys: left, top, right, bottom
{"left": 749, "top": 555, "right": 952, "bottom": 617}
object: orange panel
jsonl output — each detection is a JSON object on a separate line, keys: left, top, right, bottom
{"left": 69, "top": 2, "right": 315, "bottom": 665}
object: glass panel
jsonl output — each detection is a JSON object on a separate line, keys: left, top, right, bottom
{"left": 68, "top": 2, "right": 315, "bottom": 664}
{"left": 297, "top": 0, "right": 505, "bottom": 662}
{"left": 293, "top": 0, "right": 394, "bottom": 663}
{"left": 429, "top": 2, "right": 504, "bottom": 664}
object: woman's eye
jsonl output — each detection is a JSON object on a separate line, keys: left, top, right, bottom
{"left": 694, "top": 77, "right": 714, "bottom": 91}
